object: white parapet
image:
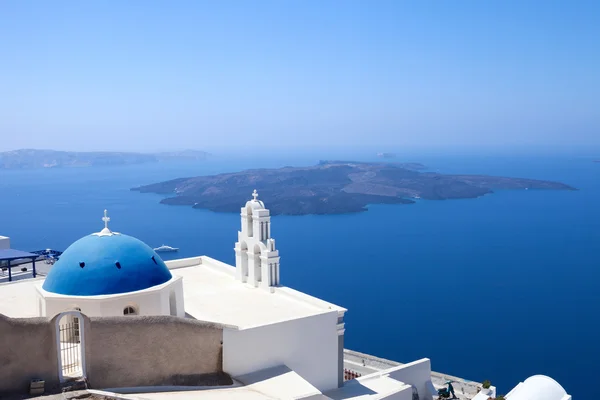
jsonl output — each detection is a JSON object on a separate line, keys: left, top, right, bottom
{"left": 0, "top": 236, "right": 10, "bottom": 250}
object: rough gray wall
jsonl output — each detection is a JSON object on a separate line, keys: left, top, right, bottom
{"left": 87, "top": 315, "right": 226, "bottom": 389}
{"left": 0, "top": 313, "right": 228, "bottom": 394}
{"left": 0, "top": 314, "right": 59, "bottom": 395}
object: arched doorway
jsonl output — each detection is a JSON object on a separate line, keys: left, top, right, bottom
{"left": 55, "top": 311, "right": 86, "bottom": 382}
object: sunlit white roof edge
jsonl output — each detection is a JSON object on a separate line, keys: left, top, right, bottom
{"left": 165, "top": 255, "right": 346, "bottom": 328}
{"left": 200, "top": 255, "right": 346, "bottom": 315}
{"left": 0, "top": 276, "right": 45, "bottom": 287}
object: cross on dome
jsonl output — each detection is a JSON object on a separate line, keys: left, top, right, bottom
{"left": 93, "top": 209, "right": 119, "bottom": 236}
{"left": 244, "top": 189, "right": 265, "bottom": 212}
{"left": 102, "top": 209, "right": 110, "bottom": 230}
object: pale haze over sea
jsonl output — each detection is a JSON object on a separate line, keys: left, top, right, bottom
{"left": 0, "top": 1, "right": 598, "bottom": 153}
{"left": 0, "top": 1, "right": 599, "bottom": 399}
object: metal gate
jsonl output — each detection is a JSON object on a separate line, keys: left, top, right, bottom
{"left": 55, "top": 311, "right": 86, "bottom": 382}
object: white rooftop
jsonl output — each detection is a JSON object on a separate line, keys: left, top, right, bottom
{"left": 168, "top": 256, "right": 345, "bottom": 329}
{"left": 104, "top": 363, "right": 427, "bottom": 400}
{"left": 325, "top": 375, "right": 410, "bottom": 400}
{"left": 105, "top": 366, "right": 321, "bottom": 400}
{"left": 0, "top": 277, "right": 44, "bottom": 317}
{"left": 0, "top": 256, "right": 345, "bottom": 328}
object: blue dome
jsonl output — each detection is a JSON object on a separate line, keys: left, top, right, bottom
{"left": 43, "top": 233, "right": 172, "bottom": 296}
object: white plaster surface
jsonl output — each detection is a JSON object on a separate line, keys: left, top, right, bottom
{"left": 0, "top": 274, "right": 184, "bottom": 319}
{"left": 0, "top": 253, "right": 344, "bottom": 330}
{"left": 224, "top": 312, "right": 340, "bottom": 393}
{"left": 343, "top": 349, "right": 481, "bottom": 400}
{"left": 325, "top": 376, "right": 411, "bottom": 400}
{"left": 136, "top": 387, "right": 275, "bottom": 399}
{"left": 506, "top": 375, "right": 571, "bottom": 400}
{"left": 235, "top": 365, "right": 322, "bottom": 399}
{"left": 234, "top": 192, "right": 280, "bottom": 289}
{"left": 128, "top": 367, "right": 321, "bottom": 400}
{"left": 171, "top": 258, "right": 345, "bottom": 328}
{"left": 471, "top": 390, "right": 494, "bottom": 400}
{"left": 325, "top": 359, "right": 433, "bottom": 400}
{"left": 386, "top": 359, "right": 434, "bottom": 400}
{"left": 0, "top": 278, "right": 44, "bottom": 317}
{"left": 110, "top": 361, "right": 431, "bottom": 400}
{"left": 0, "top": 254, "right": 345, "bottom": 394}
{"left": 37, "top": 275, "right": 184, "bottom": 318}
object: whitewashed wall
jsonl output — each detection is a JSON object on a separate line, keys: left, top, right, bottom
{"left": 38, "top": 276, "right": 184, "bottom": 318}
{"left": 385, "top": 359, "right": 434, "bottom": 400}
{"left": 0, "top": 236, "right": 10, "bottom": 250}
{"left": 223, "top": 311, "right": 340, "bottom": 392}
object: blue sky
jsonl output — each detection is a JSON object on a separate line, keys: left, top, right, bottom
{"left": 0, "top": 1, "right": 598, "bottom": 152}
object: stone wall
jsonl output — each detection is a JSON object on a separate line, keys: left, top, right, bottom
{"left": 0, "top": 314, "right": 59, "bottom": 394}
{"left": 87, "top": 315, "right": 227, "bottom": 388}
{"left": 0, "top": 313, "right": 228, "bottom": 395}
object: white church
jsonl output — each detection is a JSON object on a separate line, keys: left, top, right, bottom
{"left": 0, "top": 192, "right": 571, "bottom": 400}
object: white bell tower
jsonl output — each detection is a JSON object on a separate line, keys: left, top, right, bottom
{"left": 234, "top": 190, "right": 280, "bottom": 290}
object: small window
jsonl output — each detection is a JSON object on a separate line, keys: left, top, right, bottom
{"left": 79, "top": 262, "right": 85, "bottom": 268}
{"left": 115, "top": 261, "right": 121, "bottom": 269}
{"left": 123, "top": 306, "right": 137, "bottom": 315}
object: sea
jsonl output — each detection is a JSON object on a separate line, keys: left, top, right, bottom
{"left": 0, "top": 149, "right": 598, "bottom": 398}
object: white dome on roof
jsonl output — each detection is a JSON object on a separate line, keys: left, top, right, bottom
{"left": 246, "top": 199, "right": 265, "bottom": 209}
{"left": 245, "top": 189, "right": 265, "bottom": 210}
{"left": 507, "top": 375, "right": 569, "bottom": 400}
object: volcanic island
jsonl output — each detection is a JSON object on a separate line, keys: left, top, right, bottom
{"left": 132, "top": 161, "right": 576, "bottom": 215}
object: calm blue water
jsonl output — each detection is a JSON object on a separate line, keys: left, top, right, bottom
{"left": 0, "top": 153, "right": 597, "bottom": 398}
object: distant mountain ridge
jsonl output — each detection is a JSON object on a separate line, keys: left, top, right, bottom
{"left": 0, "top": 149, "right": 210, "bottom": 169}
